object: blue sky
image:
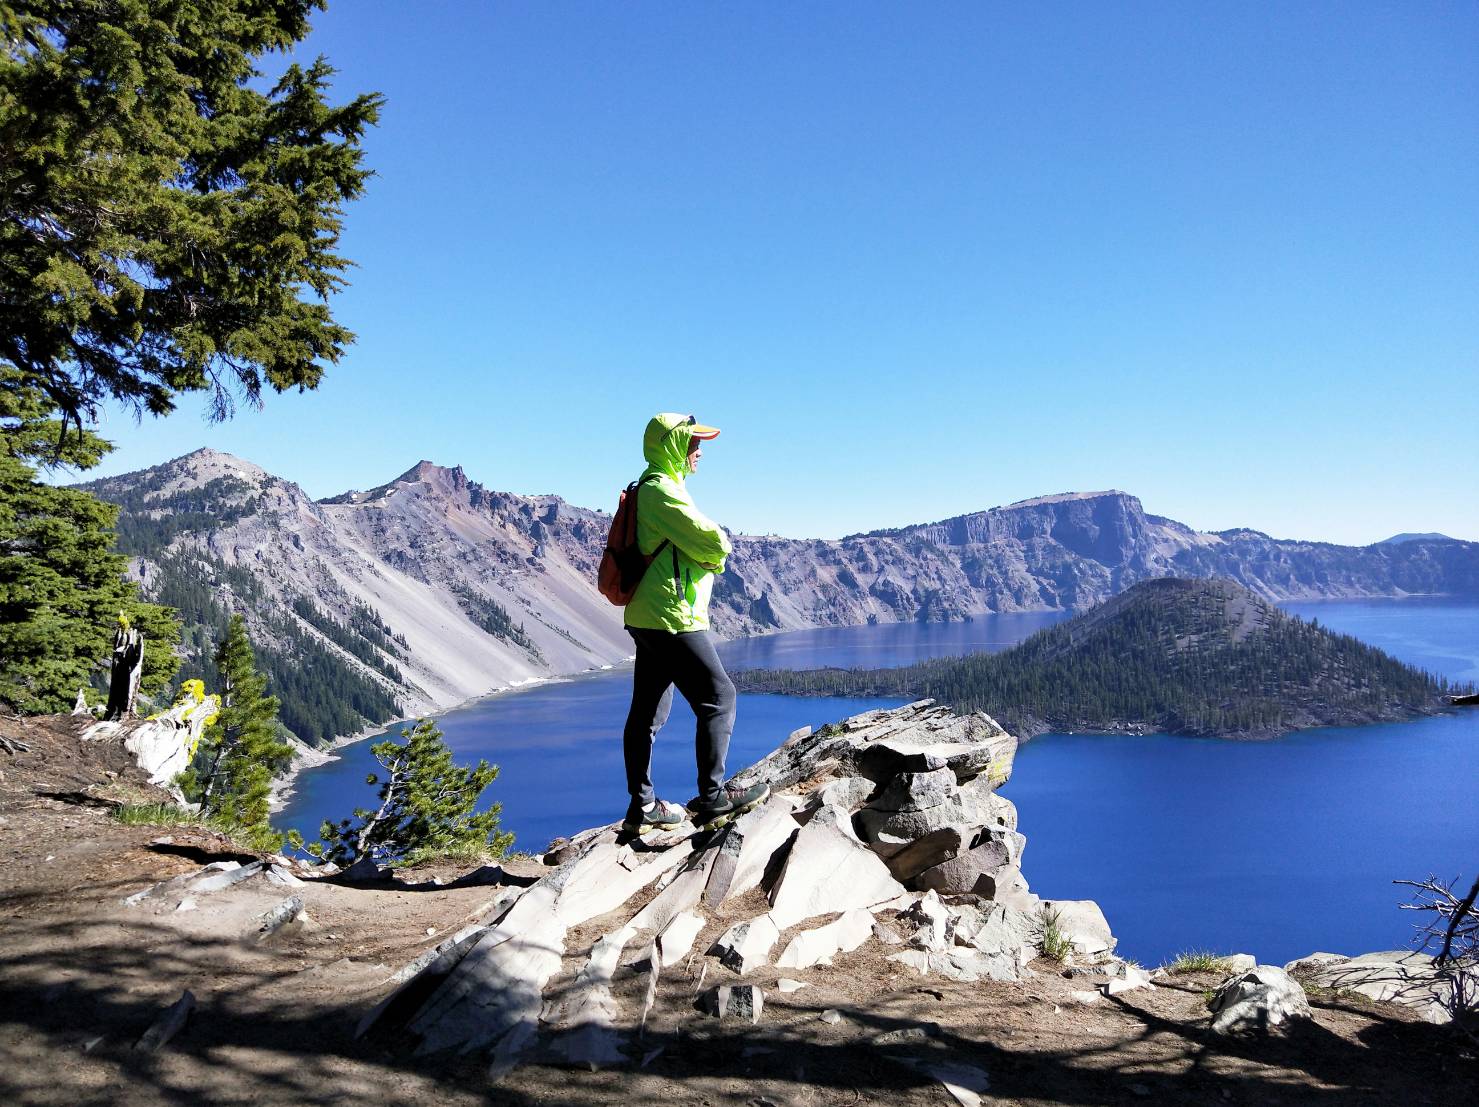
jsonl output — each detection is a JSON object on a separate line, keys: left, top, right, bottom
{"left": 75, "top": 3, "right": 1477, "bottom": 544}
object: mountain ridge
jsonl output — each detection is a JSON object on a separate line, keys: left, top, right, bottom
{"left": 75, "top": 448, "right": 1479, "bottom": 748}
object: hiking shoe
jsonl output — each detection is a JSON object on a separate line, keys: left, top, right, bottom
{"left": 687, "top": 781, "right": 771, "bottom": 830}
{"left": 620, "top": 798, "right": 687, "bottom": 837}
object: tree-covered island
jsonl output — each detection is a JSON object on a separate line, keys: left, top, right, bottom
{"left": 732, "top": 578, "right": 1464, "bottom": 740}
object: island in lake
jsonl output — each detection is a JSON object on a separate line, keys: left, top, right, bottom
{"left": 732, "top": 577, "right": 1465, "bottom": 739}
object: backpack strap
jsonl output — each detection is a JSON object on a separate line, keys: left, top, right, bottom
{"left": 633, "top": 471, "right": 672, "bottom": 580}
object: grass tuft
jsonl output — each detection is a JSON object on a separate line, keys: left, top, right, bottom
{"left": 1039, "top": 907, "right": 1073, "bottom": 962}
{"left": 110, "top": 802, "right": 203, "bottom": 827}
{"left": 1166, "top": 950, "right": 1232, "bottom": 974}
{"left": 109, "top": 802, "right": 282, "bottom": 852}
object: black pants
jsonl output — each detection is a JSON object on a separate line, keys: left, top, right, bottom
{"left": 623, "top": 627, "right": 736, "bottom": 808}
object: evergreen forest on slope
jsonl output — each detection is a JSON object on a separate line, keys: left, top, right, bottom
{"left": 732, "top": 578, "right": 1462, "bottom": 739}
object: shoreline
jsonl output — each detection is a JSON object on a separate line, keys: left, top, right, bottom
{"left": 269, "top": 593, "right": 1474, "bottom": 816}
{"left": 267, "top": 672, "right": 591, "bottom": 814}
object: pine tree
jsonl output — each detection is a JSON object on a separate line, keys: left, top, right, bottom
{"left": 180, "top": 614, "right": 292, "bottom": 847}
{"left": 1, "top": 1, "right": 382, "bottom": 431}
{"left": 312, "top": 718, "right": 514, "bottom": 867}
{"left": 0, "top": 370, "right": 180, "bottom": 712}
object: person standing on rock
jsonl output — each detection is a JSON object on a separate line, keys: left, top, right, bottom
{"left": 619, "top": 413, "right": 769, "bottom": 838}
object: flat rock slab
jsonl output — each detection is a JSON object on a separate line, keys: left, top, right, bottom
{"left": 775, "top": 908, "right": 876, "bottom": 970}
{"left": 546, "top": 927, "right": 634, "bottom": 1071}
{"left": 702, "top": 821, "right": 746, "bottom": 907}
{"left": 266, "top": 864, "right": 304, "bottom": 887}
{"left": 711, "top": 914, "right": 780, "bottom": 974}
{"left": 187, "top": 860, "right": 264, "bottom": 894}
{"left": 900, "top": 889, "right": 952, "bottom": 952}
{"left": 253, "top": 895, "right": 305, "bottom": 941}
{"left": 951, "top": 901, "right": 1039, "bottom": 958}
{"left": 551, "top": 836, "right": 696, "bottom": 929}
{"left": 895, "top": 1059, "right": 991, "bottom": 1107}
{"left": 657, "top": 911, "right": 705, "bottom": 967}
{"left": 1103, "top": 964, "right": 1155, "bottom": 996}
{"left": 403, "top": 881, "right": 567, "bottom": 1055}
{"left": 888, "top": 947, "right": 1021, "bottom": 983}
{"left": 814, "top": 775, "right": 876, "bottom": 811}
{"left": 881, "top": 827, "right": 965, "bottom": 882}
{"left": 626, "top": 848, "right": 720, "bottom": 935}
{"left": 1303, "top": 950, "right": 1471, "bottom": 1024}
{"left": 723, "top": 795, "right": 803, "bottom": 902}
{"left": 768, "top": 803, "right": 904, "bottom": 931}
{"left": 358, "top": 923, "right": 490, "bottom": 1039}
{"left": 409, "top": 927, "right": 565, "bottom": 1056}
{"left": 134, "top": 990, "right": 196, "bottom": 1052}
{"left": 338, "top": 855, "right": 389, "bottom": 883}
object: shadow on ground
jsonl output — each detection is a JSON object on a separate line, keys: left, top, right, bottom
{"left": 1, "top": 910, "right": 1474, "bottom": 1107}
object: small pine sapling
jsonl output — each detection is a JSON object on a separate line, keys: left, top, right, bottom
{"left": 177, "top": 614, "right": 292, "bottom": 848}
{"left": 311, "top": 718, "right": 513, "bottom": 867}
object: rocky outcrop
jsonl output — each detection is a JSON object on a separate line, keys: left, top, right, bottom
{"left": 1290, "top": 949, "right": 1476, "bottom": 1025}
{"left": 356, "top": 701, "right": 1121, "bottom": 1074}
{"left": 1209, "top": 965, "right": 1312, "bottom": 1035}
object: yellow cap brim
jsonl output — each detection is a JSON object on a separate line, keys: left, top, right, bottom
{"left": 690, "top": 423, "right": 721, "bottom": 440}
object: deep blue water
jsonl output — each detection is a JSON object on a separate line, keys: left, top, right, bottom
{"left": 278, "top": 612, "right": 1066, "bottom": 852}
{"left": 279, "top": 598, "right": 1478, "bottom": 967}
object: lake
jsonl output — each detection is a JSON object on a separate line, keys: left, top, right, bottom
{"left": 278, "top": 597, "right": 1478, "bottom": 967}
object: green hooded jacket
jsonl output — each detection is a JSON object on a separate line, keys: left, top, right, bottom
{"left": 625, "top": 413, "right": 732, "bottom": 633}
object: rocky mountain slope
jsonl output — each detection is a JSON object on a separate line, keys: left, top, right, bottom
{"left": 734, "top": 578, "right": 1460, "bottom": 739}
{"left": 79, "top": 449, "right": 1479, "bottom": 746}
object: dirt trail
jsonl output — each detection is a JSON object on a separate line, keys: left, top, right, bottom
{"left": 2, "top": 715, "right": 1474, "bottom": 1105}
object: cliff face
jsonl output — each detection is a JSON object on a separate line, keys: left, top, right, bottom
{"left": 80, "top": 449, "right": 1479, "bottom": 742}
{"left": 722, "top": 490, "right": 1479, "bottom": 633}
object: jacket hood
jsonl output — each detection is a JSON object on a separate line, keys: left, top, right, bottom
{"left": 643, "top": 413, "right": 694, "bottom": 481}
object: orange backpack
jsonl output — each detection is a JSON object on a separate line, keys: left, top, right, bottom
{"left": 597, "top": 476, "right": 671, "bottom": 606}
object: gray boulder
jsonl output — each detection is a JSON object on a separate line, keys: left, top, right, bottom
{"left": 1209, "top": 965, "right": 1312, "bottom": 1034}
{"left": 915, "top": 827, "right": 1025, "bottom": 897}
{"left": 856, "top": 800, "right": 962, "bottom": 850}
{"left": 1282, "top": 951, "right": 1349, "bottom": 975}
{"left": 881, "top": 827, "right": 964, "bottom": 883}
{"left": 900, "top": 889, "right": 952, "bottom": 951}
{"left": 700, "top": 984, "right": 764, "bottom": 1023}
{"left": 856, "top": 796, "right": 1025, "bottom": 861}
{"left": 1041, "top": 899, "right": 1116, "bottom": 957}
{"left": 869, "top": 767, "right": 956, "bottom": 813}
{"left": 814, "top": 774, "right": 876, "bottom": 811}
{"left": 951, "top": 901, "right": 1039, "bottom": 959}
